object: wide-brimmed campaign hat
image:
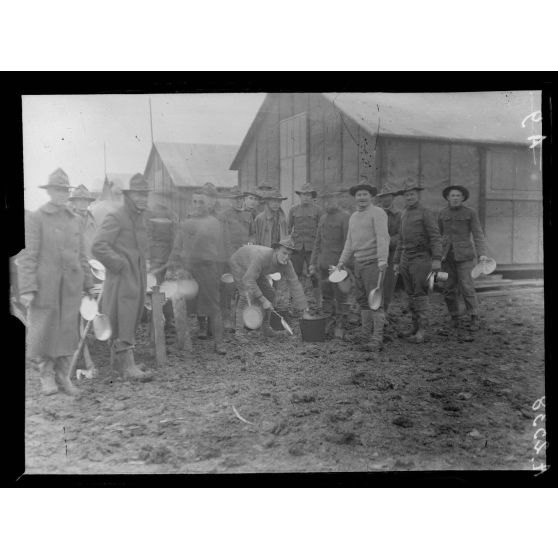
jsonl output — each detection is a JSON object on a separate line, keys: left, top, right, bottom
{"left": 442, "top": 184, "right": 470, "bottom": 201}
{"left": 39, "top": 168, "right": 71, "bottom": 190}
{"left": 349, "top": 179, "right": 377, "bottom": 197}
{"left": 227, "top": 186, "right": 247, "bottom": 198}
{"left": 376, "top": 183, "right": 402, "bottom": 198}
{"left": 295, "top": 183, "right": 317, "bottom": 198}
{"left": 400, "top": 177, "right": 424, "bottom": 193}
{"left": 264, "top": 188, "right": 288, "bottom": 201}
{"left": 123, "top": 173, "right": 152, "bottom": 192}
{"left": 69, "top": 184, "right": 96, "bottom": 201}
{"left": 272, "top": 235, "right": 296, "bottom": 251}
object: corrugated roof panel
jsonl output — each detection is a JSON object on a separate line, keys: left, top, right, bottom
{"left": 154, "top": 142, "right": 239, "bottom": 188}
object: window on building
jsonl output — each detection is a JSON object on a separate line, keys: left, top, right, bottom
{"left": 280, "top": 112, "right": 307, "bottom": 208}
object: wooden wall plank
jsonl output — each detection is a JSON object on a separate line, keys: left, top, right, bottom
{"left": 513, "top": 200, "right": 541, "bottom": 264}
{"left": 484, "top": 200, "right": 513, "bottom": 264}
{"left": 323, "top": 100, "right": 342, "bottom": 192}
{"left": 358, "top": 128, "right": 379, "bottom": 186}
{"left": 341, "top": 115, "right": 359, "bottom": 188}
{"left": 382, "top": 138, "right": 420, "bottom": 213}
{"left": 309, "top": 94, "right": 325, "bottom": 189}
{"left": 450, "top": 144, "right": 481, "bottom": 213}
{"left": 420, "top": 141, "right": 450, "bottom": 213}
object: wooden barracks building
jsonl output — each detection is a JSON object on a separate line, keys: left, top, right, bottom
{"left": 230, "top": 92, "right": 543, "bottom": 271}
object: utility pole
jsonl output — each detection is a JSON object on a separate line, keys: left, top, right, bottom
{"left": 149, "top": 97, "right": 154, "bottom": 144}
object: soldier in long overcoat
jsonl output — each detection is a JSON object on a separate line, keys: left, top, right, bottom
{"left": 91, "top": 173, "right": 153, "bottom": 381}
{"left": 18, "top": 169, "right": 94, "bottom": 396}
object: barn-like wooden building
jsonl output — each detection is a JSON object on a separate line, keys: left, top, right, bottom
{"left": 144, "top": 142, "right": 239, "bottom": 219}
{"left": 230, "top": 92, "right": 543, "bottom": 271}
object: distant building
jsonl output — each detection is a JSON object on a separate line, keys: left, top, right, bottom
{"left": 230, "top": 92, "right": 543, "bottom": 270}
{"left": 143, "top": 142, "right": 239, "bottom": 220}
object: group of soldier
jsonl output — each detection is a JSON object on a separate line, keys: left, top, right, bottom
{"left": 16, "top": 166, "right": 490, "bottom": 397}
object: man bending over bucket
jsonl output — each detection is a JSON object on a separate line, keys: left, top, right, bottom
{"left": 229, "top": 236, "right": 312, "bottom": 343}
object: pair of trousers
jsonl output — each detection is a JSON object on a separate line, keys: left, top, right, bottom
{"left": 353, "top": 260, "right": 384, "bottom": 320}
{"left": 319, "top": 267, "right": 347, "bottom": 313}
{"left": 189, "top": 261, "right": 223, "bottom": 343}
{"left": 291, "top": 248, "right": 319, "bottom": 288}
{"left": 442, "top": 256, "right": 478, "bottom": 317}
{"left": 399, "top": 256, "right": 431, "bottom": 302}
{"left": 382, "top": 261, "right": 397, "bottom": 312}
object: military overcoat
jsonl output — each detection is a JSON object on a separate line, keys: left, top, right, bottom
{"left": 91, "top": 197, "right": 149, "bottom": 345}
{"left": 18, "top": 202, "right": 93, "bottom": 357}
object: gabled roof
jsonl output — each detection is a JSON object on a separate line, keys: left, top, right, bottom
{"left": 149, "top": 142, "right": 239, "bottom": 188}
{"left": 323, "top": 91, "right": 542, "bottom": 145}
{"left": 230, "top": 91, "right": 542, "bottom": 168}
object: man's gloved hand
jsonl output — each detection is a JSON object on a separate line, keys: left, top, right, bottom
{"left": 431, "top": 259, "right": 441, "bottom": 272}
{"left": 479, "top": 255, "right": 490, "bottom": 263}
{"left": 378, "top": 262, "right": 387, "bottom": 272}
{"left": 20, "top": 293, "right": 34, "bottom": 307}
{"left": 261, "top": 298, "right": 273, "bottom": 310}
{"left": 86, "top": 287, "right": 97, "bottom": 298}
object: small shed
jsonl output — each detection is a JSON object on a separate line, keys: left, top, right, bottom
{"left": 230, "top": 92, "right": 543, "bottom": 270}
{"left": 144, "top": 142, "right": 239, "bottom": 220}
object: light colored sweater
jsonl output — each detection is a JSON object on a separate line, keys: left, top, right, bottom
{"left": 339, "top": 204, "right": 389, "bottom": 266}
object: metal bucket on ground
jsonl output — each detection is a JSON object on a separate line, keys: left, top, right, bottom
{"left": 299, "top": 316, "right": 326, "bottom": 342}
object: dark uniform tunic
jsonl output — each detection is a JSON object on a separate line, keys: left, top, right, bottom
{"left": 288, "top": 202, "right": 322, "bottom": 286}
{"left": 439, "top": 205, "right": 488, "bottom": 317}
{"left": 310, "top": 208, "right": 350, "bottom": 312}
{"left": 382, "top": 207, "right": 401, "bottom": 312}
{"left": 393, "top": 203, "right": 442, "bottom": 301}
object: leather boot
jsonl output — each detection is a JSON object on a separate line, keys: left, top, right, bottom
{"left": 211, "top": 313, "right": 227, "bottom": 355}
{"left": 222, "top": 308, "right": 235, "bottom": 333}
{"left": 322, "top": 300, "right": 335, "bottom": 337}
{"left": 54, "top": 356, "right": 81, "bottom": 396}
{"left": 469, "top": 315, "right": 480, "bottom": 331}
{"left": 409, "top": 296, "right": 428, "bottom": 344}
{"left": 261, "top": 309, "right": 280, "bottom": 338}
{"left": 197, "top": 316, "right": 209, "bottom": 339}
{"left": 39, "top": 358, "right": 58, "bottom": 396}
{"left": 120, "top": 347, "right": 153, "bottom": 381}
{"left": 368, "top": 310, "right": 385, "bottom": 351}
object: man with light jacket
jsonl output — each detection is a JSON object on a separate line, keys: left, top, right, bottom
{"left": 331, "top": 180, "right": 390, "bottom": 351}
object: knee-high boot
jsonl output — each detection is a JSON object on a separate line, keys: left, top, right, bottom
{"left": 54, "top": 355, "right": 81, "bottom": 396}
{"left": 39, "top": 358, "right": 58, "bottom": 396}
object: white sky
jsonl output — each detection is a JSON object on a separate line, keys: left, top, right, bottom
{"left": 22, "top": 93, "right": 265, "bottom": 210}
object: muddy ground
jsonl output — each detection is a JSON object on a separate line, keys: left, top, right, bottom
{"left": 24, "top": 288, "right": 545, "bottom": 474}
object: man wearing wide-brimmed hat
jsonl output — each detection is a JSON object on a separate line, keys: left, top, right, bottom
{"left": 393, "top": 177, "right": 442, "bottom": 343}
{"left": 251, "top": 180, "right": 274, "bottom": 217}
{"left": 92, "top": 173, "right": 154, "bottom": 380}
{"left": 243, "top": 189, "right": 263, "bottom": 220}
{"left": 18, "top": 168, "right": 95, "bottom": 396}
{"left": 229, "top": 236, "right": 312, "bottom": 342}
{"left": 254, "top": 188, "right": 288, "bottom": 248}
{"left": 439, "top": 184, "right": 489, "bottom": 331}
{"left": 332, "top": 179, "right": 390, "bottom": 351}
{"left": 288, "top": 183, "right": 323, "bottom": 306}
{"left": 375, "top": 183, "right": 403, "bottom": 316}
{"left": 69, "top": 184, "right": 98, "bottom": 259}
{"left": 167, "top": 189, "right": 227, "bottom": 354}
{"left": 309, "top": 188, "right": 351, "bottom": 339}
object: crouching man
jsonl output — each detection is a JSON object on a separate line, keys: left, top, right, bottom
{"left": 229, "top": 236, "right": 312, "bottom": 342}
